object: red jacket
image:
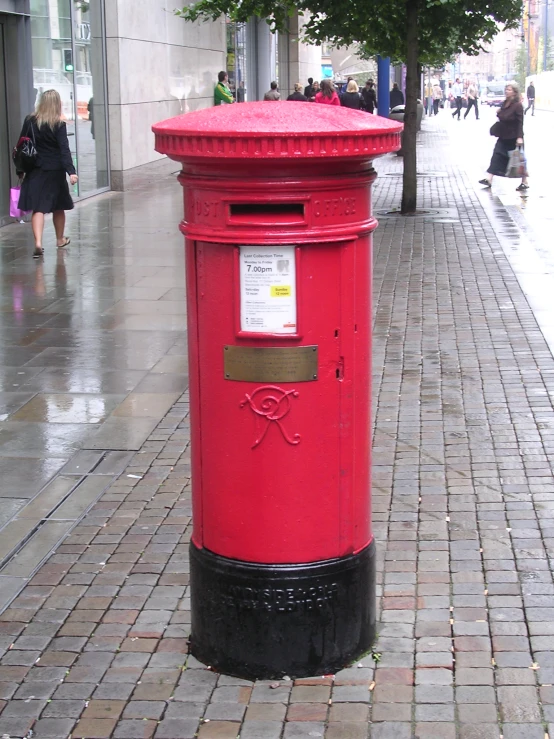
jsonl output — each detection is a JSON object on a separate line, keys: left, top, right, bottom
{"left": 315, "top": 91, "right": 340, "bottom": 106}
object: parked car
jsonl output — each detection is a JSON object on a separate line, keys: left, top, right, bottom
{"left": 389, "top": 100, "right": 424, "bottom": 130}
{"left": 389, "top": 100, "right": 425, "bottom": 156}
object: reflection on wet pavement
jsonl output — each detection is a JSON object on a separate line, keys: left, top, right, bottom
{"left": 450, "top": 108, "right": 554, "bottom": 358}
{"left": 0, "top": 178, "right": 187, "bottom": 566}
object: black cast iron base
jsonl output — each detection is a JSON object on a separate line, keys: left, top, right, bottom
{"left": 189, "top": 540, "right": 376, "bottom": 679}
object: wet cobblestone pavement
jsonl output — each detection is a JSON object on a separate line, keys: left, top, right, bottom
{"left": 1, "top": 116, "right": 554, "bottom": 737}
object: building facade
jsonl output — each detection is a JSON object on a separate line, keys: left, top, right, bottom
{"left": 0, "top": 0, "right": 321, "bottom": 225}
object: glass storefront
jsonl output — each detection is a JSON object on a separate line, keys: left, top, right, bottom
{"left": 226, "top": 21, "right": 248, "bottom": 101}
{"left": 0, "top": 18, "right": 9, "bottom": 227}
{"left": 30, "top": 0, "right": 109, "bottom": 197}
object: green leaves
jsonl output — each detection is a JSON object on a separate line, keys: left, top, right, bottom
{"left": 175, "top": 0, "right": 521, "bottom": 66}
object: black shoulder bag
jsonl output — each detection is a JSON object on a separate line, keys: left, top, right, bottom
{"left": 13, "top": 119, "right": 38, "bottom": 174}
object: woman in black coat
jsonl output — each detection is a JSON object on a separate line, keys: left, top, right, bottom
{"left": 18, "top": 89, "right": 78, "bottom": 258}
{"left": 479, "top": 82, "right": 529, "bottom": 191}
{"left": 287, "top": 83, "right": 308, "bottom": 101}
{"left": 340, "top": 80, "right": 363, "bottom": 109}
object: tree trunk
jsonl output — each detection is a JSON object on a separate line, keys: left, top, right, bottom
{"left": 401, "top": 0, "right": 419, "bottom": 214}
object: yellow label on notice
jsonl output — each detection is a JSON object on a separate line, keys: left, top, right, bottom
{"left": 271, "top": 285, "right": 291, "bottom": 297}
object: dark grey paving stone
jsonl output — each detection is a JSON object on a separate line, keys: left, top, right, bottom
{"left": 0, "top": 392, "right": 38, "bottom": 420}
{"left": 153, "top": 718, "right": 199, "bottom": 739}
{"left": 15, "top": 475, "right": 77, "bottom": 520}
{"left": 1, "top": 521, "right": 74, "bottom": 577}
{"left": 0, "top": 421, "right": 93, "bottom": 458}
{"left": 58, "top": 450, "right": 104, "bottom": 475}
{"left": 48, "top": 476, "right": 112, "bottom": 521}
{"left": 84, "top": 417, "right": 159, "bottom": 450}
{"left": 30, "top": 717, "right": 77, "bottom": 737}
{"left": 20, "top": 368, "right": 147, "bottom": 394}
{"left": 0, "top": 577, "right": 25, "bottom": 612}
{"left": 283, "top": 723, "right": 326, "bottom": 738}
{"left": 0, "top": 455, "right": 67, "bottom": 498}
{"left": 92, "top": 451, "right": 135, "bottom": 475}
{"left": 241, "top": 722, "right": 283, "bottom": 739}
{"left": 0, "top": 367, "right": 45, "bottom": 392}
{"left": 133, "top": 373, "right": 188, "bottom": 393}
{"left": 0, "top": 498, "right": 28, "bottom": 528}
{"left": 502, "top": 725, "right": 545, "bottom": 739}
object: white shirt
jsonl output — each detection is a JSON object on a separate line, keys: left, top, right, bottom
{"left": 452, "top": 82, "right": 463, "bottom": 97}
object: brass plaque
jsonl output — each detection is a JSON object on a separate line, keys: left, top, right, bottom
{"left": 224, "top": 345, "right": 318, "bottom": 382}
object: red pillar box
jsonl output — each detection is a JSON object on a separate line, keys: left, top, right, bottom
{"left": 153, "top": 103, "right": 401, "bottom": 679}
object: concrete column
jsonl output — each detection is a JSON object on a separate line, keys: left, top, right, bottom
{"left": 256, "top": 20, "right": 275, "bottom": 99}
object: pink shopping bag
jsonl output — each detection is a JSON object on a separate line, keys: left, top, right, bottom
{"left": 9, "top": 186, "right": 30, "bottom": 219}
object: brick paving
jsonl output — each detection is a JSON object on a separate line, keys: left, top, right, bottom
{"left": 0, "top": 117, "right": 554, "bottom": 737}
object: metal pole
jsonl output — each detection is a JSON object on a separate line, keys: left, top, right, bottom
{"left": 377, "top": 55, "right": 391, "bottom": 116}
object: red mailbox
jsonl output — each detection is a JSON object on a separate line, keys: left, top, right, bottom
{"left": 153, "top": 103, "right": 401, "bottom": 679}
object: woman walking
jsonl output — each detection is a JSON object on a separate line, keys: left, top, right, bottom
{"left": 18, "top": 89, "right": 78, "bottom": 258}
{"left": 314, "top": 79, "right": 340, "bottom": 106}
{"left": 479, "top": 82, "right": 528, "bottom": 192}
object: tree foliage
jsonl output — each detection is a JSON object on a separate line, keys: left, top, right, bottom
{"left": 176, "top": 0, "right": 521, "bottom": 67}
{"left": 176, "top": 0, "right": 522, "bottom": 213}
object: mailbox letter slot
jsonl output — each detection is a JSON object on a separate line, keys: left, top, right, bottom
{"left": 229, "top": 202, "right": 305, "bottom": 226}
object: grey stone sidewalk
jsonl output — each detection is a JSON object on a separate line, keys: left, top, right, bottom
{"left": 1, "top": 116, "right": 554, "bottom": 738}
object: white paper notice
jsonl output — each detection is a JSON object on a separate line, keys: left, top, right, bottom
{"left": 240, "top": 246, "right": 297, "bottom": 333}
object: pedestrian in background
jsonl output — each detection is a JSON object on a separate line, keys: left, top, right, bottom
{"left": 17, "top": 89, "right": 78, "bottom": 259}
{"left": 361, "top": 79, "right": 377, "bottom": 113}
{"left": 390, "top": 82, "right": 404, "bottom": 109}
{"left": 264, "top": 81, "right": 280, "bottom": 101}
{"left": 304, "top": 77, "right": 314, "bottom": 99}
{"left": 525, "top": 81, "right": 535, "bottom": 116}
{"left": 309, "top": 81, "right": 320, "bottom": 101}
{"left": 340, "top": 79, "right": 363, "bottom": 109}
{"left": 432, "top": 84, "right": 442, "bottom": 115}
{"left": 214, "top": 71, "right": 234, "bottom": 105}
{"left": 451, "top": 78, "right": 463, "bottom": 120}
{"left": 314, "top": 79, "right": 340, "bottom": 106}
{"left": 479, "top": 82, "right": 529, "bottom": 192}
{"left": 287, "top": 83, "right": 308, "bottom": 102}
{"left": 464, "top": 83, "right": 479, "bottom": 120}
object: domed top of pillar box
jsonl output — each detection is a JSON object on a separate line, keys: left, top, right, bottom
{"left": 152, "top": 101, "right": 402, "bottom": 164}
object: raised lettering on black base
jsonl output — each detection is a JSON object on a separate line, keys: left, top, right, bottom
{"left": 189, "top": 541, "right": 376, "bottom": 680}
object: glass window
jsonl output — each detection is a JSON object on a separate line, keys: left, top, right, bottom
{"left": 73, "top": 0, "right": 109, "bottom": 194}
{"left": 226, "top": 21, "right": 248, "bottom": 102}
{"left": 0, "top": 21, "right": 11, "bottom": 227}
{"left": 31, "top": 0, "right": 77, "bottom": 187}
{"left": 30, "top": 0, "right": 109, "bottom": 198}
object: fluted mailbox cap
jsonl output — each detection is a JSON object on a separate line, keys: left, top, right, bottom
{"left": 153, "top": 101, "right": 402, "bottom": 161}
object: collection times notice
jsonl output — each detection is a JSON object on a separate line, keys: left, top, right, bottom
{"left": 239, "top": 246, "right": 297, "bottom": 334}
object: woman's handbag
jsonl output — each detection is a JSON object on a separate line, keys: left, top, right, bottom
{"left": 9, "top": 186, "right": 30, "bottom": 219}
{"left": 506, "top": 148, "right": 526, "bottom": 178}
{"left": 489, "top": 121, "right": 501, "bottom": 136}
{"left": 12, "top": 120, "right": 37, "bottom": 173}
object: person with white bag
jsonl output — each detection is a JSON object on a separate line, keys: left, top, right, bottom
{"left": 479, "top": 82, "right": 529, "bottom": 192}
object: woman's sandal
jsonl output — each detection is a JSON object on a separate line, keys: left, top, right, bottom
{"left": 478, "top": 179, "right": 492, "bottom": 188}
{"left": 32, "top": 248, "right": 44, "bottom": 259}
{"left": 57, "top": 238, "right": 71, "bottom": 248}
{"left": 515, "top": 183, "right": 529, "bottom": 191}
